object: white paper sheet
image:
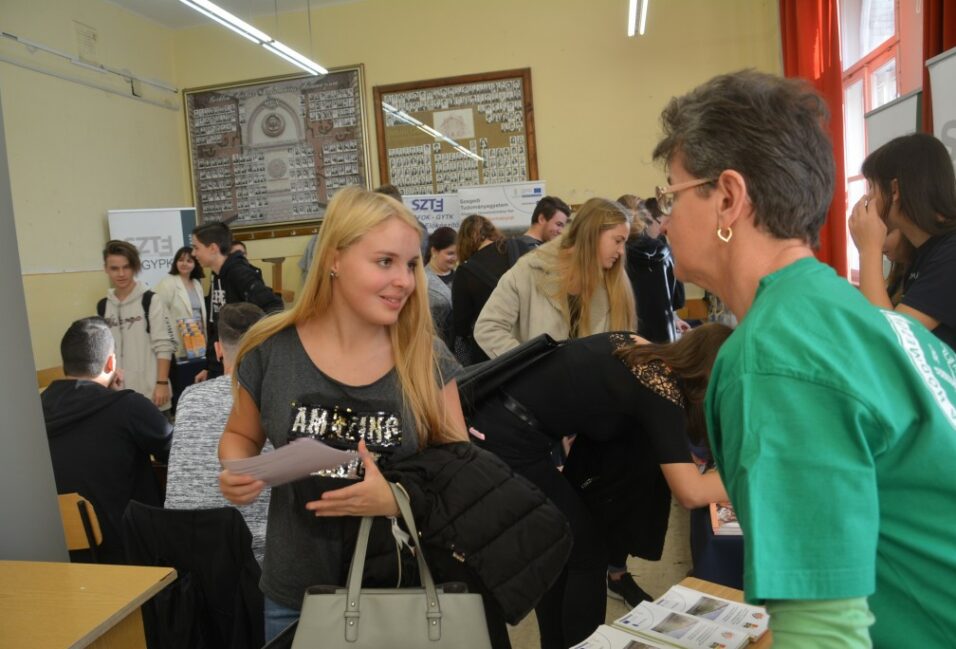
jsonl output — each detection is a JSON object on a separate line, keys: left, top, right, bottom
{"left": 222, "top": 438, "right": 359, "bottom": 486}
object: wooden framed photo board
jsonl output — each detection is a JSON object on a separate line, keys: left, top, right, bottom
{"left": 373, "top": 68, "right": 538, "bottom": 195}
{"left": 184, "top": 65, "right": 371, "bottom": 233}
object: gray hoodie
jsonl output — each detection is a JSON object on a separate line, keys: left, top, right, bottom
{"left": 101, "top": 281, "right": 176, "bottom": 409}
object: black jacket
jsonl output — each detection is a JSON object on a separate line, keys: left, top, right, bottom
{"left": 122, "top": 502, "right": 264, "bottom": 649}
{"left": 42, "top": 379, "right": 171, "bottom": 563}
{"left": 206, "top": 252, "right": 284, "bottom": 374}
{"left": 625, "top": 235, "right": 685, "bottom": 343}
{"left": 452, "top": 243, "right": 513, "bottom": 364}
{"left": 377, "top": 442, "right": 572, "bottom": 625}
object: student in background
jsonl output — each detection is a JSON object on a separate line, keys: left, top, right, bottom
{"left": 652, "top": 69, "right": 956, "bottom": 647}
{"left": 425, "top": 225, "right": 458, "bottom": 287}
{"left": 43, "top": 317, "right": 171, "bottom": 563}
{"left": 165, "top": 303, "right": 268, "bottom": 564}
{"left": 850, "top": 132, "right": 956, "bottom": 350}
{"left": 424, "top": 226, "right": 457, "bottom": 349}
{"left": 474, "top": 197, "right": 636, "bottom": 358}
{"left": 99, "top": 240, "right": 176, "bottom": 410}
{"left": 231, "top": 240, "right": 265, "bottom": 282}
{"left": 514, "top": 195, "right": 571, "bottom": 254}
{"left": 191, "top": 222, "right": 283, "bottom": 380}
{"left": 451, "top": 214, "right": 511, "bottom": 364}
{"left": 156, "top": 246, "right": 207, "bottom": 411}
{"left": 619, "top": 194, "right": 688, "bottom": 345}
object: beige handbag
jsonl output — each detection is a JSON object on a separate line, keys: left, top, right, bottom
{"left": 291, "top": 483, "right": 493, "bottom": 649}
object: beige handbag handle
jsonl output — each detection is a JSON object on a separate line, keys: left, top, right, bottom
{"left": 342, "top": 483, "right": 443, "bottom": 641}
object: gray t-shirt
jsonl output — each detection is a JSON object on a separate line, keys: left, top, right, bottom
{"left": 237, "top": 326, "right": 461, "bottom": 609}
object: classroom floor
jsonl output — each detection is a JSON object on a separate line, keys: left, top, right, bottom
{"left": 507, "top": 498, "right": 692, "bottom": 649}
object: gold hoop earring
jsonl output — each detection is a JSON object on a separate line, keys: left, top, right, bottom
{"left": 717, "top": 227, "right": 733, "bottom": 243}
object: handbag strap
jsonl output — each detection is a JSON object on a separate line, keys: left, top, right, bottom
{"left": 343, "top": 482, "right": 443, "bottom": 641}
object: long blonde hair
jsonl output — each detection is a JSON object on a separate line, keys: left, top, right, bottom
{"left": 535, "top": 197, "right": 636, "bottom": 336}
{"left": 234, "top": 186, "right": 464, "bottom": 446}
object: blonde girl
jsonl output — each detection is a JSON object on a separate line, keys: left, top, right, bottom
{"left": 474, "top": 197, "right": 637, "bottom": 357}
{"left": 218, "top": 186, "right": 467, "bottom": 640}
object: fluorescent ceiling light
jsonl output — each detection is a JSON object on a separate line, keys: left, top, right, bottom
{"left": 628, "top": 0, "right": 649, "bottom": 37}
{"left": 265, "top": 40, "right": 328, "bottom": 75}
{"left": 179, "top": 0, "right": 327, "bottom": 75}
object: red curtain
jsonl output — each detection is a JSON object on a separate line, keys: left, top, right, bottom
{"left": 779, "top": 0, "right": 848, "bottom": 277}
{"left": 922, "top": 0, "right": 956, "bottom": 132}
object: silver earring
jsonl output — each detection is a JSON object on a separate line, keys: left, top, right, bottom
{"left": 329, "top": 270, "right": 337, "bottom": 279}
{"left": 717, "top": 227, "right": 733, "bottom": 243}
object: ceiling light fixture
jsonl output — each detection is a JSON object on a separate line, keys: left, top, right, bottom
{"left": 627, "top": 0, "right": 649, "bottom": 37}
{"left": 178, "top": 0, "right": 327, "bottom": 75}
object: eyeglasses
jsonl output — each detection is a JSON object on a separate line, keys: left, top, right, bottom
{"left": 655, "top": 177, "right": 717, "bottom": 216}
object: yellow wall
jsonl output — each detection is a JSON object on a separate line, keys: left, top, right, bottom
{"left": 1, "top": 0, "right": 186, "bottom": 369}
{"left": 5, "top": 0, "right": 781, "bottom": 369}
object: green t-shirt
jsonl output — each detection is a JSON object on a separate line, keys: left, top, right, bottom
{"left": 707, "top": 257, "right": 956, "bottom": 647}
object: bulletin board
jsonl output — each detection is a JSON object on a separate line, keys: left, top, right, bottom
{"left": 373, "top": 68, "right": 538, "bottom": 195}
{"left": 184, "top": 66, "right": 371, "bottom": 232}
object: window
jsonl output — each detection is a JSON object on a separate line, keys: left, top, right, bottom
{"left": 839, "top": 0, "right": 900, "bottom": 280}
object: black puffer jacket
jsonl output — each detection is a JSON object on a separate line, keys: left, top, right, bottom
{"left": 351, "top": 442, "right": 571, "bottom": 624}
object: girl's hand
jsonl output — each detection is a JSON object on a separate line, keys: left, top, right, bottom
{"left": 219, "top": 468, "right": 265, "bottom": 505}
{"left": 848, "top": 196, "right": 887, "bottom": 253}
{"left": 306, "top": 441, "right": 399, "bottom": 517}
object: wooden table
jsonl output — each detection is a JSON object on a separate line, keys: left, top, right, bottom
{"left": 0, "top": 561, "right": 176, "bottom": 648}
{"left": 680, "top": 577, "right": 772, "bottom": 648}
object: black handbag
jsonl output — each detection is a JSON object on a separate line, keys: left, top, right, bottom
{"left": 456, "top": 333, "right": 563, "bottom": 414}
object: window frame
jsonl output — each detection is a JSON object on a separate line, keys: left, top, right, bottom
{"left": 840, "top": 0, "right": 901, "bottom": 282}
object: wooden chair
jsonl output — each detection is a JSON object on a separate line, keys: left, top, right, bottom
{"left": 57, "top": 493, "right": 104, "bottom": 562}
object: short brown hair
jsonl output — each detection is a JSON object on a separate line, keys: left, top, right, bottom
{"left": 653, "top": 70, "right": 834, "bottom": 248}
{"left": 102, "top": 240, "right": 142, "bottom": 274}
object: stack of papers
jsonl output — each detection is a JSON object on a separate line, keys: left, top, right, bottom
{"left": 575, "top": 584, "right": 769, "bottom": 649}
{"left": 222, "top": 438, "right": 359, "bottom": 486}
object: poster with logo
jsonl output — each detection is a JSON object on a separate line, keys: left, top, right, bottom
{"left": 457, "top": 181, "right": 546, "bottom": 230}
{"left": 107, "top": 208, "right": 197, "bottom": 289}
{"left": 403, "top": 194, "right": 461, "bottom": 232}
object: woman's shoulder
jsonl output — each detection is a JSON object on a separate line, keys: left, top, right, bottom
{"left": 924, "top": 229, "right": 956, "bottom": 259}
{"left": 154, "top": 275, "right": 177, "bottom": 294}
{"left": 249, "top": 324, "right": 298, "bottom": 356}
{"left": 609, "top": 335, "right": 685, "bottom": 408}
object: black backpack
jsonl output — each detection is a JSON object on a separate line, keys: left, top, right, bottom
{"left": 97, "top": 290, "right": 155, "bottom": 334}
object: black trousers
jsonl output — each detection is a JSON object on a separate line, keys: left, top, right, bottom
{"left": 169, "top": 357, "right": 206, "bottom": 413}
{"left": 472, "top": 404, "right": 607, "bottom": 649}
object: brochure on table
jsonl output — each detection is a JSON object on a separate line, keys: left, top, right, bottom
{"left": 575, "top": 584, "right": 769, "bottom": 649}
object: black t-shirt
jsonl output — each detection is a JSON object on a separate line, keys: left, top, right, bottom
{"left": 902, "top": 230, "right": 956, "bottom": 351}
{"left": 436, "top": 268, "right": 455, "bottom": 287}
{"left": 468, "top": 332, "right": 692, "bottom": 559}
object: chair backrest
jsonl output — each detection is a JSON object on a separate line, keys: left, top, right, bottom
{"left": 57, "top": 493, "right": 104, "bottom": 554}
{"left": 122, "top": 501, "right": 264, "bottom": 649}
